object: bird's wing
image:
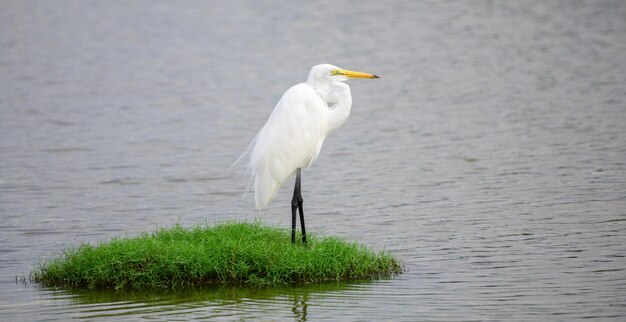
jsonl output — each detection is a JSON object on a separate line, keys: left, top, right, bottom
{"left": 251, "top": 84, "right": 327, "bottom": 210}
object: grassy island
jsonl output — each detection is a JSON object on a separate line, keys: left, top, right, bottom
{"left": 32, "top": 222, "right": 401, "bottom": 290}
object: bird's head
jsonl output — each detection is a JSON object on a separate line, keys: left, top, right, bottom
{"left": 307, "top": 64, "right": 379, "bottom": 85}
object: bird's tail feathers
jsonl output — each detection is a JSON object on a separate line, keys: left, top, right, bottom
{"left": 229, "top": 135, "right": 256, "bottom": 173}
{"left": 231, "top": 111, "right": 282, "bottom": 208}
{"left": 229, "top": 134, "right": 259, "bottom": 202}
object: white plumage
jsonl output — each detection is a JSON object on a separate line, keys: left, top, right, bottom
{"left": 243, "top": 64, "right": 379, "bottom": 210}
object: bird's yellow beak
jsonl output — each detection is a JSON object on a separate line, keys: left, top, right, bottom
{"left": 336, "top": 69, "right": 380, "bottom": 79}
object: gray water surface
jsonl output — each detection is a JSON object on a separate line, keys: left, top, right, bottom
{"left": 1, "top": 1, "right": 626, "bottom": 320}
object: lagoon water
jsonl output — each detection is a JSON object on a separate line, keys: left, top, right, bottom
{"left": 1, "top": 1, "right": 625, "bottom": 320}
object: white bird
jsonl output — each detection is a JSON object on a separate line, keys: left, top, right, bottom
{"left": 242, "top": 64, "right": 379, "bottom": 243}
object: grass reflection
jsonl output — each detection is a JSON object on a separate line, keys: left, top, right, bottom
{"left": 44, "top": 281, "right": 374, "bottom": 321}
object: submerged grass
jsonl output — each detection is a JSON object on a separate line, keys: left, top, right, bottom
{"left": 32, "top": 222, "right": 401, "bottom": 290}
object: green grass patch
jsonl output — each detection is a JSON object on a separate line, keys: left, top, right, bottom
{"left": 32, "top": 222, "right": 401, "bottom": 290}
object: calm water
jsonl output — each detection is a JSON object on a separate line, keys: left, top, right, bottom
{"left": 1, "top": 1, "right": 625, "bottom": 320}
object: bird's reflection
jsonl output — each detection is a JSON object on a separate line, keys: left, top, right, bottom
{"left": 291, "top": 291, "right": 309, "bottom": 322}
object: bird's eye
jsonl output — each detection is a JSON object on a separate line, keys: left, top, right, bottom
{"left": 331, "top": 69, "right": 339, "bottom": 75}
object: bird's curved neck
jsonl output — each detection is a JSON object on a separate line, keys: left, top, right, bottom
{"left": 325, "top": 83, "right": 352, "bottom": 134}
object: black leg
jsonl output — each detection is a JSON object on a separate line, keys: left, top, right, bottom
{"left": 291, "top": 168, "right": 307, "bottom": 244}
{"left": 296, "top": 168, "right": 306, "bottom": 244}
{"left": 291, "top": 169, "right": 299, "bottom": 244}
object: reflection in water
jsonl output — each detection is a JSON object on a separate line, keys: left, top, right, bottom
{"left": 44, "top": 282, "right": 360, "bottom": 320}
{"left": 291, "top": 291, "right": 308, "bottom": 322}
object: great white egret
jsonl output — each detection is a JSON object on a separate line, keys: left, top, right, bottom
{"left": 241, "top": 64, "right": 379, "bottom": 244}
